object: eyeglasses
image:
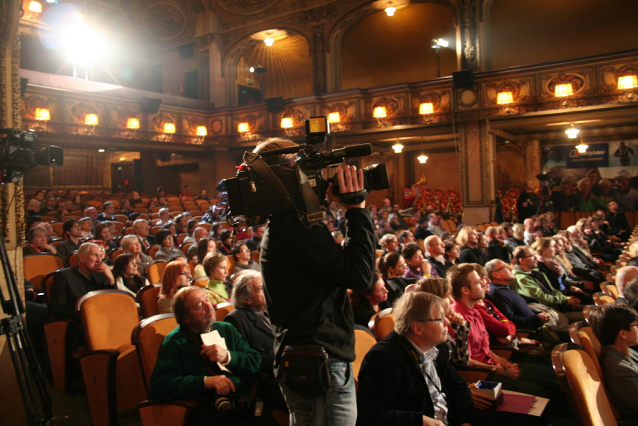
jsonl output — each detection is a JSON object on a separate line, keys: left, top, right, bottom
{"left": 239, "top": 248, "right": 250, "bottom": 253}
{"left": 493, "top": 266, "right": 508, "bottom": 272}
{"left": 418, "top": 318, "right": 445, "bottom": 323}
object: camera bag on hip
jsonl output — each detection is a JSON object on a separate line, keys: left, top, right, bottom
{"left": 281, "top": 345, "right": 330, "bottom": 394}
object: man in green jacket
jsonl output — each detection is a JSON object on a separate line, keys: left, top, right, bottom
{"left": 511, "top": 246, "right": 584, "bottom": 323}
{"left": 150, "top": 286, "right": 261, "bottom": 405}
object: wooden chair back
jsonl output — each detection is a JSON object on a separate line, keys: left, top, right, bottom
{"left": 601, "top": 283, "right": 619, "bottom": 300}
{"left": 136, "top": 284, "right": 162, "bottom": 319}
{"left": 215, "top": 302, "right": 234, "bottom": 321}
{"left": 369, "top": 308, "right": 394, "bottom": 340}
{"left": 148, "top": 245, "right": 161, "bottom": 259}
{"left": 593, "top": 292, "right": 615, "bottom": 306}
{"left": 147, "top": 261, "right": 168, "bottom": 284}
{"left": 131, "top": 313, "right": 178, "bottom": 395}
{"left": 552, "top": 343, "right": 618, "bottom": 426}
{"left": 23, "top": 254, "right": 64, "bottom": 291}
{"left": 353, "top": 327, "right": 377, "bottom": 388}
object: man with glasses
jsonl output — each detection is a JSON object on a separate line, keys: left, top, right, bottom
{"left": 150, "top": 286, "right": 261, "bottom": 421}
{"left": 590, "top": 303, "right": 638, "bottom": 420}
{"left": 356, "top": 291, "right": 473, "bottom": 426}
{"left": 133, "top": 218, "right": 155, "bottom": 254}
{"left": 425, "top": 235, "right": 449, "bottom": 278}
{"left": 511, "top": 246, "right": 583, "bottom": 320}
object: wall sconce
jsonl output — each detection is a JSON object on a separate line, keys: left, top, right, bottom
{"left": 327, "top": 112, "right": 343, "bottom": 132}
{"left": 83, "top": 113, "right": 98, "bottom": 135}
{"left": 28, "top": 1, "right": 42, "bottom": 20}
{"left": 195, "top": 125, "right": 207, "bottom": 144}
{"left": 554, "top": 83, "right": 573, "bottom": 108}
{"left": 34, "top": 107, "right": 50, "bottom": 131}
{"left": 122, "top": 117, "right": 139, "bottom": 138}
{"left": 565, "top": 124, "right": 580, "bottom": 139}
{"left": 419, "top": 102, "right": 434, "bottom": 123}
{"left": 618, "top": 75, "right": 637, "bottom": 101}
{"left": 385, "top": 6, "right": 396, "bottom": 16}
{"left": 496, "top": 91, "right": 514, "bottom": 114}
{"left": 238, "top": 122, "right": 255, "bottom": 140}
{"left": 162, "top": 122, "right": 175, "bottom": 142}
{"left": 392, "top": 139, "right": 403, "bottom": 153}
{"left": 373, "top": 106, "right": 387, "bottom": 127}
{"left": 281, "top": 117, "right": 295, "bottom": 136}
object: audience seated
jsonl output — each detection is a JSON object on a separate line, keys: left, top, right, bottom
{"left": 378, "top": 233, "right": 399, "bottom": 256}
{"left": 230, "top": 243, "right": 260, "bottom": 274}
{"left": 154, "top": 229, "right": 185, "bottom": 262}
{"left": 356, "top": 291, "right": 473, "bottom": 426}
{"left": 49, "top": 242, "right": 115, "bottom": 320}
{"left": 202, "top": 252, "right": 232, "bottom": 304}
{"left": 457, "top": 226, "right": 488, "bottom": 266}
{"left": 590, "top": 303, "right": 638, "bottom": 420}
{"left": 349, "top": 273, "right": 389, "bottom": 328}
{"left": 133, "top": 219, "right": 155, "bottom": 254}
{"left": 120, "top": 234, "right": 152, "bottom": 276}
{"left": 23, "top": 226, "right": 57, "bottom": 256}
{"left": 112, "top": 253, "right": 149, "bottom": 296}
{"left": 615, "top": 266, "right": 638, "bottom": 303}
{"left": 56, "top": 218, "right": 83, "bottom": 266}
{"left": 244, "top": 225, "right": 264, "bottom": 252}
{"left": 402, "top": 242, "right": 435, "bottom": 279}
{"left": 157, "top": 260, "right": 194, "bottom": 314}
{"left": 96, "top": 201, "right": 117, "bottom": 222}
{"left": 414, "top": 216, "right": 433, "bottom": 241}
{"left": 193, "top": 238, "right": 216, "bottom": 284}
{"left": 224, "top": 270, "right": 286, "bottom": 410}
{"left": 378, "top": 253, "right": 413, "bottom": 308}
{"left": 485, "top": 226, "right": 510, "bottom": 262}
{"left": 424, "top": 235, "right": 450, "bottom": 278}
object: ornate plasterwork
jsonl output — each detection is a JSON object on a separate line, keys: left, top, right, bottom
{"left": 194, "top": 33, "right": 215, "bottom": 49}
{"left": 312, "top": 24, "right": 327, "bottom": 95}
{"left": 483, "top": 78, "right": 534, "bottom": 106}
{"left": 217, "top": 0, "right": 281, "bottom": 16}
{"left": 459, "top": 0, "right": 478, "bottom": 69}
{"left": 143, "top": 2, "right": 187, "bottom": 40}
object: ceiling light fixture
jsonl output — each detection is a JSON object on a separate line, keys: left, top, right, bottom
{"left": 264, "top": 38, "right": 274, "bottom": 46}
{"left": 565, "top": 125, "right": 580, "bottom": 139}
{"left": 385, "top": 6, "right": 396, "bottom": 16}
{"left": 575, "top": 142, "right": 588, "bottom": 153}
{"left": 392, "top": 139, "right": 403, "bottom": 153}
{"left": 418, "top": 136, "right": 428, "bottom": 164}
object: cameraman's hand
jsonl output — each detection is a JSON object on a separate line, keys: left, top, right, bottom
{"left": 327, "top": 165, "right": 365, "bottom": 209}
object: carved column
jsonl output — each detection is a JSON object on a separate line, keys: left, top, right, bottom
{"left": 458, "top": 119, "right": 492, "bottom": 224}
{"left": 459, "top": 0, "right": 479, "bottom": 72}
{"left": 311, "top": 24, "right": 327, "bottom": 96}
{"left": 195, "top": 33, "right": 214, "bottom": 102}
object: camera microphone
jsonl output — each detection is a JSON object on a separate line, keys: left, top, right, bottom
{"left": 316, "top": 143, "right": 372, "bottom": 164}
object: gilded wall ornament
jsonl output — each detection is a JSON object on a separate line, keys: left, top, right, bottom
{"left": 217, "top": 0, "right": 281, "bottom": 15}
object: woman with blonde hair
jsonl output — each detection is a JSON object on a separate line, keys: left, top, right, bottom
{"left": 378, "top": 233, "right": 399, "bottom": 255}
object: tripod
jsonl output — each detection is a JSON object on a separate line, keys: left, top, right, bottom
{"left": 0, "top": 233, "right": 52, "bottom": 425}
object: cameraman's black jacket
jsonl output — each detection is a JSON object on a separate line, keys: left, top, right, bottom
{"left": 261, "top": 207, "right": 376, "bottom": 378}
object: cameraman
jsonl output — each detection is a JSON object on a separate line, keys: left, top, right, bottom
{"left": 256, "top": 138, "right": 376, "bottom": 426}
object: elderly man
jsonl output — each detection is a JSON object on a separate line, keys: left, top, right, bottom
{"left": 49, "top": 242, "right": 115, "bottom": 320}
{"left": 150, "top": 287, "right": 260, "bottom": 414}
{"left": 97, "top": 201, "right": 117, "bottom": 222}
{"left": 56, "top": 218, "right": 84, "bottom": 266}
{"left": 224, "top": 271, "right": 285, "bottom": 410}
{"left": 83, "top": 206, "right": 98, "bottom": 224}
{"left": 78, "top": 217, "right": 94, "bottom": 239}
{"left": 511, "top": 246, "right": 584, "bottom": 324}
{"left": 133, "top": 218, "right": 156, "bottom": 253}
{"left": 186, "top": 227, "right": 210, "bottom": 259}
{"left": 485, "top": 226, "right": 509, "bottom": 262}
{"left": 485, "top": 259, "right": 569, "bottom": 341}
{"left": 356, "top": 291, "right": 473, "bottom": 426}
{"left": 425, "top": 235, "right": 449, "bottom": 278}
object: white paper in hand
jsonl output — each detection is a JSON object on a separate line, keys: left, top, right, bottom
{"left": 201, "top": 330, "right": 227, "bottom": 349}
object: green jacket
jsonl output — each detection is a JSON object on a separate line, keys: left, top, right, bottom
{"left": 512, "top": 266, "right": 568, "bottom": 307}
{"left": 150, "top": 322, "right": 261, "bottom": 402}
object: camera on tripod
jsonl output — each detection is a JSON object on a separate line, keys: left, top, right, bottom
{"left": 222, "top": 116, "right": 389, "bottom": 226}
{"left": 0, "top": 128, "right": 63, "bottom": 183}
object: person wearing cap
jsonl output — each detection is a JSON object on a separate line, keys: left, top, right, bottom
{"left": 612, "top": 170, "right": 638, "bottom": 211}
{"left": 550, "top": 174, "right": 578, "bottom": 212}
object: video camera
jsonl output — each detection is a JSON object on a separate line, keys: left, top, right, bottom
{"left": 0, "top": 129, "right": 63, "bottom": 183}
{"left": 222, "top": 116, "right": 389, "bottom": 227}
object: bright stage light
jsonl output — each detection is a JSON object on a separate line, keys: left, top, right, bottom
{"left": 63, "top": 23, "right": 106, "bottom": 66}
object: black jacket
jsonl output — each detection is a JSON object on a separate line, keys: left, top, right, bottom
{"left": 261, "top": 208, "right": 376, "bottom": 377}
{"left": 49, "top": 266, "right": 113, "bottom": 320}
{"left": 427, "top": 255, "right": 449, "bottom": 278}
{"left": 356, "top": 331, "right": 473, "bottom": 426}
{"left": 487, "top": 282, "right": 543, "bottom": 331}
{"left": 224, "top": 307, "right": 275, "bottom": 377}
{"left": 458, "top": 246, "right": 488, "bottom": 266}
{"left": 486, "top": 240, "right": 510, "bottom": 262}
